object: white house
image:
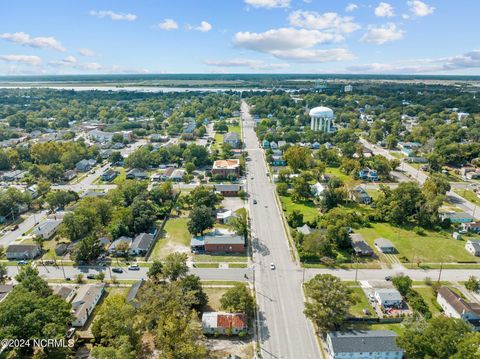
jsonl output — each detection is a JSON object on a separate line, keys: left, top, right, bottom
{"left": 437, "top": 286, "right": 480, "bottom": 331}
{"left": 71, "top": 283, "right": 105, "bottom": 327}
{"left": 325, "top": 330, "right": 403, "bottom": 359}
{"left": 374, "top": 288, "right": 403, "bottom": 308}
{"left": 32, "top": 219, "right": 62, "bottom": 239}
{"left": 311, "top": 182, "right": 325, "bottom": 198}
{"left": 201, "top": 312, "right": 247, "bottom": 335}
{"left": 465, "top": 240, "right": 480, "bottom": 256}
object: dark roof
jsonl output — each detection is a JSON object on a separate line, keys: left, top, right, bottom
{"left": 6, "top": 244, "right": 40, "bottom": 253}
{"left": 350, "top": 234, "right": 374, "bottom": 255}
{"left": 328, "top": 330, "right": 402, "bottom": 353}
{"left": 214, "top": 183, "right": 241, "bottom": 192}
{"left": 131, "top": 233, "right": 155, "bottom": 251}
{"left": 126, "top": 279, "right": 144, "bottom": 309}
{"left": 438, "top": 287, "right": 480, "bottom": 316}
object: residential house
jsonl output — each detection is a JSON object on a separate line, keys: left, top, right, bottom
{"left": 358, "top": 168, "right": 378, "bottom": 181}
{"left": 405, "top": 157, "right": 428, "bottom": 164}
{"left": 270, "top": 141, "right": 278, "bottom": 150}
{"left": 437, "top": 286, "right": 480, "bottom": 331}
{"left": 214, "top": 184, "right": 242, "bottom": 197}
{"left": 99, "top": 149, "right": 113, "bottom": 159}
{"left": 212, "top": 159, "right": 240, "bottom": 178}
{"left": 88, "top": 129, "right": 113, "bottom": 143}
{"left": 223, "top": 132, "right": 241, "bottom": 149}
{"left": 374, "top": 238, "right": 396, "bottom": 253}
{"left": 311, "top": 182, "right": 325, "bottom": 198}
{"left": 271, "top": 155, "right": 286, "bottom": 166}
{"left": 201, "top": 312, "right": 247, "bottom": 335}
{"left": 126, "top": 168, "right": 148, "bottom": 180}
{"left": 461, "top": 221, "right": 480, "bottom": 233}
{"left": 440, "top": 212, "right": 474, "bottom": 224}
{"left": 126, "top": 279, "right": 145, "bottom": 309}
{"left": 159, "top": 167, "right": 175, "bottom": 181}
{"left": 76, "top": 159, "right": 96, "bottom": 172}
{"left": 32, "top": 219, "right": 62, "bottom": 239}
{"left": 350, "top": 233, "right": 374, "bottom": 256}
{"left": 63, "top": 170, "right": 77, "bottom": 181}
{"left": 52, "top": 285, "right": 76, "bottom": 303}
{"left": 71, "top": 283, "right": 105, "bottom": 327}
{"left": 101, "top": 169, "right": 119, "bottom": 182}
{"left": 191, "top": 230, "right": 244, "bottom": 254}
{"left": 325, "top": 330, "right": 403, "bottom": 359}
{"left": 297, "top": 224, "right": 314, "bottom": 236}
{"left": 6, "top": 244, "right": 41, "bottom": 260}
{"left": 262, "top": 140, "right": 270, "bottom": 149}
{"left": 277, "top": 140, "right": 286, "bottom": 148}
{"left": 129, "top": 233, "right": 155, "bottom": 256}
{"left": 170, "top": 169, "right": 185, "bottom": 182}
{"left": 111, "top": 142, "right": 125, "bottom": 150}
{"left": 311, "top": 141, "right": 321, "bottom": 149}
{"left": 375, "top": 288, "right": 403, "bottom": 308}
{"left": 465, "top": 240, "right": 480, "bottom": 257}
{"left": 350, "top": 186, "right": 372, "bottom": 204}
{"left": 2, "top": 170, "right": 27, "bottom": 182}
{"left": 108, "top": 236, "right": 133, "bottom": 256}
{"left": 217, "top": 209, "right": 234, "bottom": 224}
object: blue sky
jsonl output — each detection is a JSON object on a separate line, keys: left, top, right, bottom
{"left": 0, "top": 0, "right": 479, "bottom": 75}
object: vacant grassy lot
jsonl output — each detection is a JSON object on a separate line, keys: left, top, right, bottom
{"left": 357, "top": 222, "right": 480, "bottom": 263}
{"left": 349, "top": 287, "right": 374, "bottom": 317}
{"left": 414, "top": 287, "right": 442, "bottom": 316}
{"left": 279, "top": 195, "right": 318, "bottom": 223}
{"left": 149, "top": 217, "right": 190, "bottom": 259}
{"left": 203, "top": 287, "right": 228, "bottom": 312}
{"left": 454, "top": 189, "right": 480, "bottom": 206}
{"left": 325, "top": 167, "right": 359, "bottom": 186}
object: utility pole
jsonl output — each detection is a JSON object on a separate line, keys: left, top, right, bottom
{"left": 61, "top": 260, "right": 66, "bottom": 279}
{"left": 437, "top": 261, "right": 443, "bottom": 283}
{"left": 355, "top": 257, "right": 359, "bottom": 283}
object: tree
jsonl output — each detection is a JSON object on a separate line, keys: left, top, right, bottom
{"left": 228, "top": 208, "right": 248, "bottom": 238}
{"left": 220, "top": 284, "right": 255, "bottom": 318}
{"left": 276, "top": 182, "right": 288, "bottom": 195}
{"left": 0, "top": 263, "right": 7, "bottom": 284}
{"left": 163, "top": 252, "right": 189, "bottom": 281}
{"left": 284, "top": 145, "right": 313, "bottom": 172}
{"left": 392, "top": 275, "right": 413, "bottom": 296}
{"left": 131, "top": 195, "right": 156, "bottom": 233}
{"left": 303, "top": 274, "right": 355, "bottom": 333}
{"left": 398, "top": 316, "right": 472, "bottom": 359}
{"left": 185, "top": 162, "right": 196, "bottom": 174}
{"left": 291, "top": 175, "right": 312, "bottom": 202}
{"left": 15, "top": 265, "right": 51, "bottom": 297}
{"left": 147, "top": 260, "right": 163, "bottom": 281}
{"left": 187, "top": 186, "right": 221, "bottom": 208}
{"left": 45, "top": 190, "right": 78, "bottom": 210}
{"left": 187, "top": 206, "right": 214, "bottom": 235}
{"left": 91, "top": 295, "right": 139, "bottom": 359}
{"left": 179, "top": 275, "right": 208, "bottom": 310}
{"left": 452, "top": 333, "right": 480, "bottom": 359}
{"left": 465, "top": 276, "right": 480, "bottom": 292}
{"left": 71, "top": 236, "right": 105, "bottom": 263}
{"left": 287, "top": 210, "right": 304, "bottom": 228}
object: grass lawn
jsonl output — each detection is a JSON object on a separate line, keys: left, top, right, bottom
{"left": 325, "top": 167, "right": 359, "bottom": 186}
{"left": 195, "top": 263, "right": 219, "bottom": 268}
{"left": 228, "top": 124, "right": 241, "bottom": 136}
{"left": 454, "top": 189, "right": 480, "bottom": 206}
{"left": 105, "top": 286, "right": 130, "bottom": 298}
{"left": 349, "top": 287, "right": 374, "bottom": 317}
{"left": 365, "top": 189, "right": 381, "bottom": 201}
{"left": 279, "top": 195, "right": 319, "bottom": 222}
{"left": 349, "top": 323, "right": 405, "bottom": 335}
{"left": 203, "top": 287, "right": 229, "bottom": 312}
{"left": 229, "top": 263, "right": 248, "bottom": 268}
{"left": 112, "top": 167, "right": 127, "bottom": 185}
{"left": 193, "top": 254, "right": 247, "bottom": 263}
{"left": 414, "top": 287, "right": 442, "bottom": 316}
{"left": 357, "top": 222, "right": 480, "bottom": 263}
{"left": 149, "top": 217, "right": 190, "bottom": 259}
{"left": 390, "top": 151, "right": 406, "bottom": 159}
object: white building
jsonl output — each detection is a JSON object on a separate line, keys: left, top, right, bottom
{"left": 465, "top": 240, "right": 480, "bottom": 256}
{"left": 374, "top": 288, "right": 403, "bottom": 308}
{"left": 71, "top": 283, "right": 105, "bottom": 327}
{"left": 326, "top": 330, "right": 403, "bottom": 359}
{"left": 437, "top": 286, "right": 480, "bottom": 330}
{"left": 344, "top": 84, "right": 353, "bottom": 92}
{"left": 309, "top": 106, "right": 335, "bottom": 133}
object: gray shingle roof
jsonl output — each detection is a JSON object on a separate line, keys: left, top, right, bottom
{"left": 328, "top": 330, "right": 402, "bottom": 353}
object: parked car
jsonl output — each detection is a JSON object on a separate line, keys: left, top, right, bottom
{"left": 128, "top": 264, "right": 140, "bottom": 271}
{"left": 385, "top": 275, "right": 392, "bottom": 281}
{"left": 112, "top": 267, "right": 123, "bottom": 273}
{"left": 253, "top": 199, "right": 257, "bottom": 204}
{"left": 18, "top": 260, "right": 28, "bottom": 265}
{"left": 86, "top": 274, "right": 96, "bottom": 280}
{"left": 270, "top": 263, "right": 276, "bottom": 270}
{"left": 11, "top": 225, "right": 19, "bottom": 231}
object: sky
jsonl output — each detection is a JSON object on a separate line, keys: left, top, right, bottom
{"left": 0, "top": 0, "right": 479, "bottom": 76}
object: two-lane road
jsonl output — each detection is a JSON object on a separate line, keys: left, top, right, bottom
{"left": 242, "top": 101, "right": 321, "bottom": 359}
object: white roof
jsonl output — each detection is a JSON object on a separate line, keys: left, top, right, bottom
{"left": 309, "top": 106, "right": 334, "bottom": 118}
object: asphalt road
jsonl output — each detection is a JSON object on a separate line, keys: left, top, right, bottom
{"left": 242, "top": 101, "right": 321, "bottom": 359}
{"left": 0, "top": 209, "right": 49, "bottom": 247}
{"left": 360, "top": 138, "right": 480, "bottom": 219}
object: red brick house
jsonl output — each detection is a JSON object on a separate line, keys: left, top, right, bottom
{"left": 212, "top": 159, "right": 240, "bottom": 178}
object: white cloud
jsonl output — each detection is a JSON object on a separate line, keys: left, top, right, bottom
{"left": 49, "top": 55, "right": 78, "bottom": 67}
{"left": 407, "top": 1, "right": 434, "bottom": 17}
{"left": 0, "top": 32, "right": 65, "bottom": 52}
{"left": 244, "top": 0, "right": 290, "bottom": 9}
{"left": 89, "top": 10, "right": 137, "bottom": 21}
{"left": 188, "top": 21, "right": 212, "bottom": 32}
{"left": 374, "top": 2, "right": 395, "bottom": 17}
{"left": 78, "top": 48, "right": 95, "bottom": 57}
{"left": 346, "top": 49, "right": 480, "bottom": 74}
{"left": 0, "top": 54, "right": 42, "bottom": 65}
{"left": 268, "top": 48, "right": 355, "bottom": 62}
{"left": 288, "top": 10, "right": 360, "bottom": 33}
{"left": 233, "top": 28, "right": 353, "bottom": 63}
{"left": 345, "top": 3, "right": 358, "bottom": 12}
{"left": 361, "top": 23, "right": 404, "bottom": 44}
{"left": 204, "top": 58, "right": 289, "bottom": 70}
{"left": 158, "top": 19, "right": 178, "bottom": 30}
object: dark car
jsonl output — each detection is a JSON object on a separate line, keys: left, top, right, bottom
{"left": 86, "top": 274, "right": 96, "bottom": 280}
{"left": 385, "top": 275, "right": 393, "bottom": 281}
{"left": 253, "top": 199, "right": 257, "bottom": 204}
{"left": 112, "top": 267, "right": 123, "bottom": 273}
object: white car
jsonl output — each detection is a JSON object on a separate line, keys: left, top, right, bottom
{"left": 270, "top": 263, "right": 276, "bottom": 270}
{"left": 128, "top": 264, "right": 140, "bottom": 271}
